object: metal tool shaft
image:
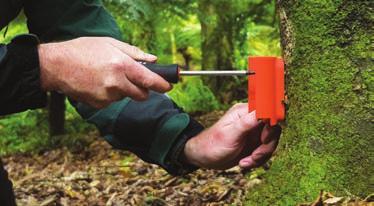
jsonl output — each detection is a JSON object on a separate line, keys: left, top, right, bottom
{"left": 179, "top": 70, "right": 255, "bottom": 76}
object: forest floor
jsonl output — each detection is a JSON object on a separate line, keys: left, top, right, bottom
{"left": 3, "top": 111, "right": 373, "bottom": 206}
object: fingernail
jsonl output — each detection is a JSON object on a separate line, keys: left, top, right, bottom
{"left": 239, "top": 158, "right": 255, "bottom": 168}
{"left": 239, "top": 160, "right": 250, "bottom": 168}
{"left": 147, "top": 54, "right": 157, "bottom": 60}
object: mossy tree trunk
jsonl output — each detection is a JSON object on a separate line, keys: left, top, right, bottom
{"left": 246, "top": 0, "right": 373, "bottom": 205}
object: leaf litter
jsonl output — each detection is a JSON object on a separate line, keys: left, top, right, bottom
{"left": 3, "top": 111, "right": 372, "bottom": 206}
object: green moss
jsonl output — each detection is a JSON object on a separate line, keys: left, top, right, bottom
{"left": 246, "top": 0, "right": 373, "bottom": 205}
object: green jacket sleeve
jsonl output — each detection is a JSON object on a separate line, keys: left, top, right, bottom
{"left": 0, "top": 35, "right": 47, "bottom": 115}
{"left": 22, "top": 0, "right": 204, "bottom": 175}
{"left": 0, "top": 1, "right": 47, "bottom": 115}
{"left": 72, "top": 92, "right": 204, "bottom": 175}
{"left": 23, "top": 0, "right": 121, "bottom": 41}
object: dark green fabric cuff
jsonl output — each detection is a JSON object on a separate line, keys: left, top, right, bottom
{"left": 148, "top": 113, "right": 190, "bottom": 168}
{"left": 163, "top": 117, "right": 204, "bottom": 175}
{"left": 0, "top": 34, "right": 47, "bottom": 115}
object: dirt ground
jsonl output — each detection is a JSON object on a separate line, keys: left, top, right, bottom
{"left": 3, "top": 111, "right": 373, "bottom": 206}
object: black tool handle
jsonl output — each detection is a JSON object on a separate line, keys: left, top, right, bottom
{"left": 140, "top": 62, "right": 180, "bottom": 83}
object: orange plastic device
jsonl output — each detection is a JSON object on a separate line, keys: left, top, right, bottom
{"left": 248, "top": 56, "right": 285, "bottom": 125}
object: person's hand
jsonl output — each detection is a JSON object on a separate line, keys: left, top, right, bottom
{"left": 38, "top": 37, "right": 172, "bottom": 108}
{"left": 184, "top": 103, "right": 281, "bottom": 170}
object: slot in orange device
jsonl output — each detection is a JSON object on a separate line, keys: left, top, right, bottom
{"left": 248, "top": 56, "right": 285, "bottom": 126}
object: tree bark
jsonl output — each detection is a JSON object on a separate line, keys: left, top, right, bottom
{"left": 48, "top": 92, "right": 65, "bottom": 137}
{"left": 246, "top": 0, "right": 373, "bottom": 205}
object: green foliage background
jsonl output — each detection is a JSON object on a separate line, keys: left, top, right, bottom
{"left": 0, "top": 1, "right": 280, "bottom": 155}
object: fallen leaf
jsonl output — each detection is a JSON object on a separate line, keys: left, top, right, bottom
{"left": 324, "top": 196, "right": 344, "bottom": 205}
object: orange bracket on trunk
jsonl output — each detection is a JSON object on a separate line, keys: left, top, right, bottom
{"left": 248, "top": 56, "right": 285, "bottom": 126}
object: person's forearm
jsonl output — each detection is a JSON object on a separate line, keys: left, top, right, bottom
{"left": 183, "top": 131, "right": 205, "bottom": 168}
{"left": 38, "top": 43, "right": 60, "bottom": 91}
